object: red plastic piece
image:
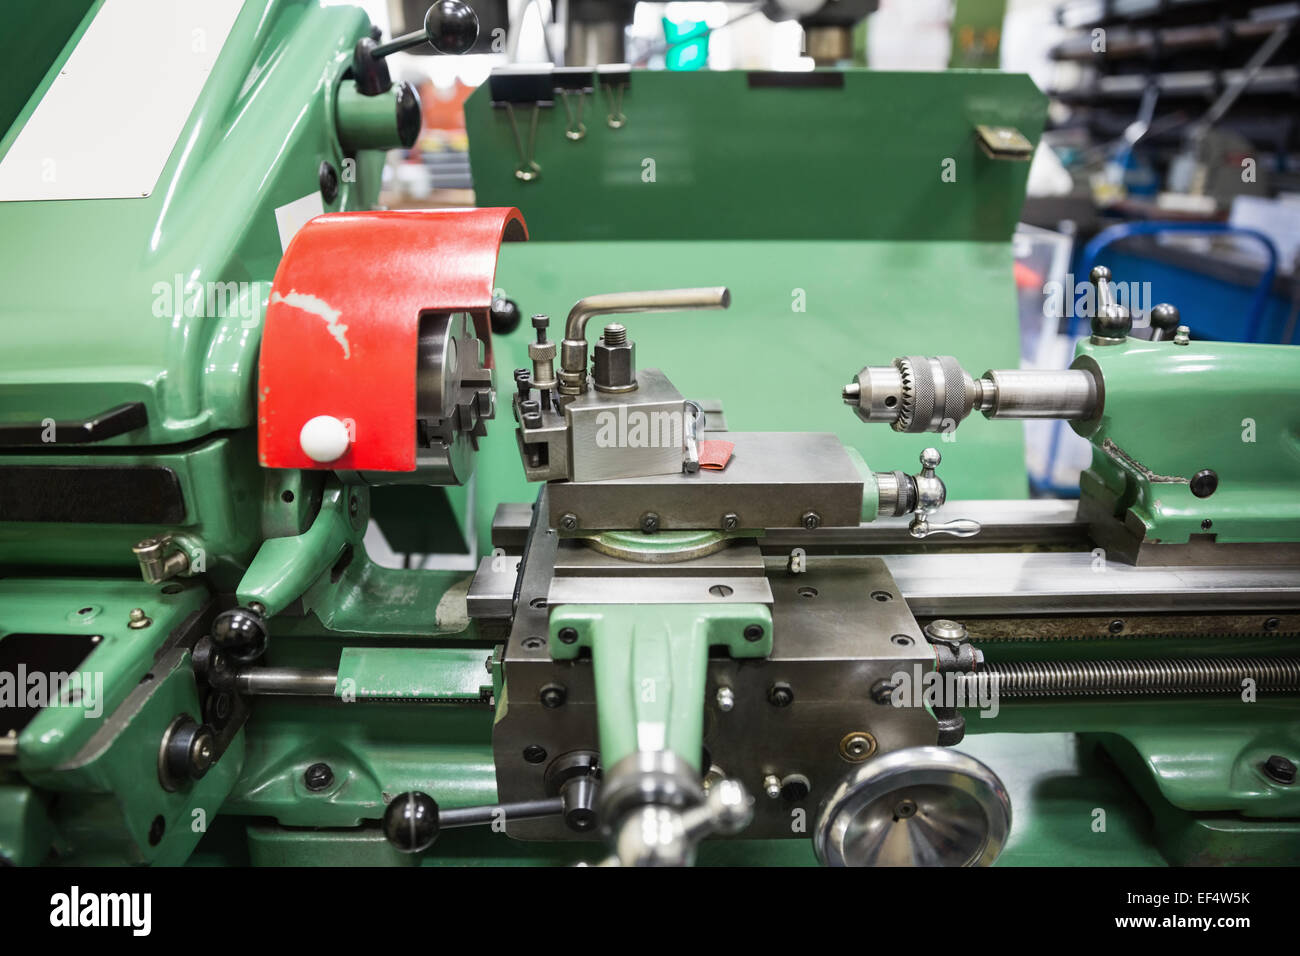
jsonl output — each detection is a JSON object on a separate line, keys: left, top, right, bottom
{"left": 258, "top": 207, "right": 527, "bottom": 472}
{"left": 698, "top": 440, "right": 734, "bottom": 470}
{"left": 1013, "top": 260, "right": 1043, "bottom": 290}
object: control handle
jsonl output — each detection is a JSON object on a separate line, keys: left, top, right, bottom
{"left": 372, "top": 1, "right": 480, "bottom": 58}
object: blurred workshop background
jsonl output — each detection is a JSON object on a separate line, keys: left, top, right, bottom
{"left": 356, "top": 0, "right": 1298, "bottom": 498}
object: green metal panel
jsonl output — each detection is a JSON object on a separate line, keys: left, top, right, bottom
{"left": 0, "top": 576, "right": 206, "bottom": 772}
{"left": 0, "top": 1, "right": 381, "bottom": 448}
{"left": 24, "top": 646, "right": 244, "bottom": 866}
{"left": 237, "top": 481, "right": 366, "bottom": 616}
{"left": 0, "top": 434, "right": 265, "bottom": 588}
{"left": 548, "top": 603, "right": 771, "bottom": 770}
{"left": 1074, "top": 338, "right": 1300, "bottom": 545}
{"left": 961, "top": 732, "right": 1170, "bottom": 866}
{"left": 336, "top": 647, "right": 494, "bottom": 702}
{"left": 969, "top": 695, "right": 1300, "bottom": 819}
{"left": 0, "top": 784, "right": 57, "bottom": 867}
{"left": 247, "top": 823, "right": 421, "bottom": 866}
{"left": 194, "top": 731, "right": 1196, "bottom": 867}
{"left": 466, "top": 70, "right": 1046, "bottom": 242}
{"left": 1101, "top": 733, "right": 1300, "bottom": 865}
{"left": 220, "top": 697, "right": 497, "bottom": 828}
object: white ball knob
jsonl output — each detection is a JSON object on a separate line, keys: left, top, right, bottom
{"left": 299, "top": 415, "right": 350, "bottom": 463}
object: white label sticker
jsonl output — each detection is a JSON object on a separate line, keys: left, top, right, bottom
{"left": 273, "top": 192, "right": 325, "bottom": 252}
{"left": 0, "top": 0, "right": 244, "bottom": 201}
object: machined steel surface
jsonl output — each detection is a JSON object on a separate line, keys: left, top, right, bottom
{"left": 546, "top": 431, "right": 865, "bottom": 532}
{"left": 516, "top": 367, "right": 688, "bottom": 483}
{"left": 592, "top": 323, "right": 636, "bottom": 393}
{"left": 881, "top": 551, "right": 1300, "bottom": 616}
{"left": 399, "top": 310, "right": 494, "bottom": 485}
{"left": 467, "top": 553, "right": 522, "bottom": 619}
{"left": 545, "top": 527, "right": 773, "bottom": 607}
{"left": 548, "top": 575, "right": 774, "bottom": 607}
{"left": 494, "top": 496, "right": 1299, "bottom": 617}
{"left": 478, "top": 499, "right": 1089, "bottom": 553}
{"left": 934, "top": 610, "right": 1300, "bottom": 643}
{"left": 490, "top": 502, "right": 537, "bottom": 551}
{"left": 981, "top": 368, "right": 1097, "bottom": 421}
{"left": 553, "top": 536, "right": 764, "bottom": 574}
{"left": 565, "top": 368, "right": 688, "bottom": 482}
{"left": 234, "top": 667, "right": 338, "bottom": 697}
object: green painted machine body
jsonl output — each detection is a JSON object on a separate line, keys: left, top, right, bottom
{"left": 0, "top": 2, "right": 1295, "bottom": 867}
{"left": 0, "top": 0, "right": 466, "bottom": 866}
{"left": 335, "top": 646, "right": 495, "bottom": 703}
{"left": 0, "top": 577, "right": 239, "bottom": 866}
{"left": 1073, "top": 338, "right": 1300, "bottom": 546}
{"left": 0, "top": 0, "right": 392, "bottom": 586}
{"left": 0, "top": 0, "right": 383, "bottom": 448}
{"left": 548, "top": 603, "right": 772, "bottom": 771}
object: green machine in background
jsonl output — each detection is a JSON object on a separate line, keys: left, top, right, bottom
{"left": 0, "top": 0, "right": 1297, "bottom": 868}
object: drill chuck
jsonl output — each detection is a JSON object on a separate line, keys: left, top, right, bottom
{"left": 843, "top": 356, "right": 1098, "bottom": 433}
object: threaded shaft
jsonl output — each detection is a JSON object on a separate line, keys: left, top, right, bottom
{"left": 601, "top": 323, "right": 628, "bottom": 346}
{"left": 955, "top": 656, "right": 1300, "bottom": 698}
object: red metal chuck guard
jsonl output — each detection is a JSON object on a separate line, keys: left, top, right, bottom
{"left": 258, "top": 207, "right": 527, "bottom": 472}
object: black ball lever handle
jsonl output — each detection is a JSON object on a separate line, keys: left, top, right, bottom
{"left": 371, "top": 1, "right": 480, "bottom": 58}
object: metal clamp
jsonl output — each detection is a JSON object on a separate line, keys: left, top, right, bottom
{"left": 554, "top": 68, "right": 593, "bottom": 141}
{"left": 922, "top": 619, "right": 983, "bottom": 745}
{"left": 133, "top": 534, "right": 191, "bottom": 584}
{"left": 489, "top": 67, "right": 555, "bottom": 182}
{"left": 597, "top": 64, "right": 631, "bottom": 129}
{"left": 683, "top": 401, "right": 704, "bottom": 473}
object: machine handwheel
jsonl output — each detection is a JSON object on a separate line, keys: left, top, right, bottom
{"left": 814, "top": 746, "right": 1011, "bottom": 867}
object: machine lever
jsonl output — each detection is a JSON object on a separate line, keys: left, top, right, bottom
{"left": 0, "top": 400, "right": 146, "bottom": 446}
{"left": 371, "top": 1, "right": 479, "bottom": 58}
{"left": 558, "top": 287, "right": 731, "bottom": 396}
{"left": 603, "top": 776, "right": 755, "bottom": 867}
{"left": 352, "top": 2, "right": 478, "bottom": 96}
{"left": 876, "top": 448, "right": 983, "bottom": 539}
{"left": 382, "top": 791, "right": 568, "bottom": 854}
{"left": 908, "top": 516, "right": 982, "bottom": 538}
